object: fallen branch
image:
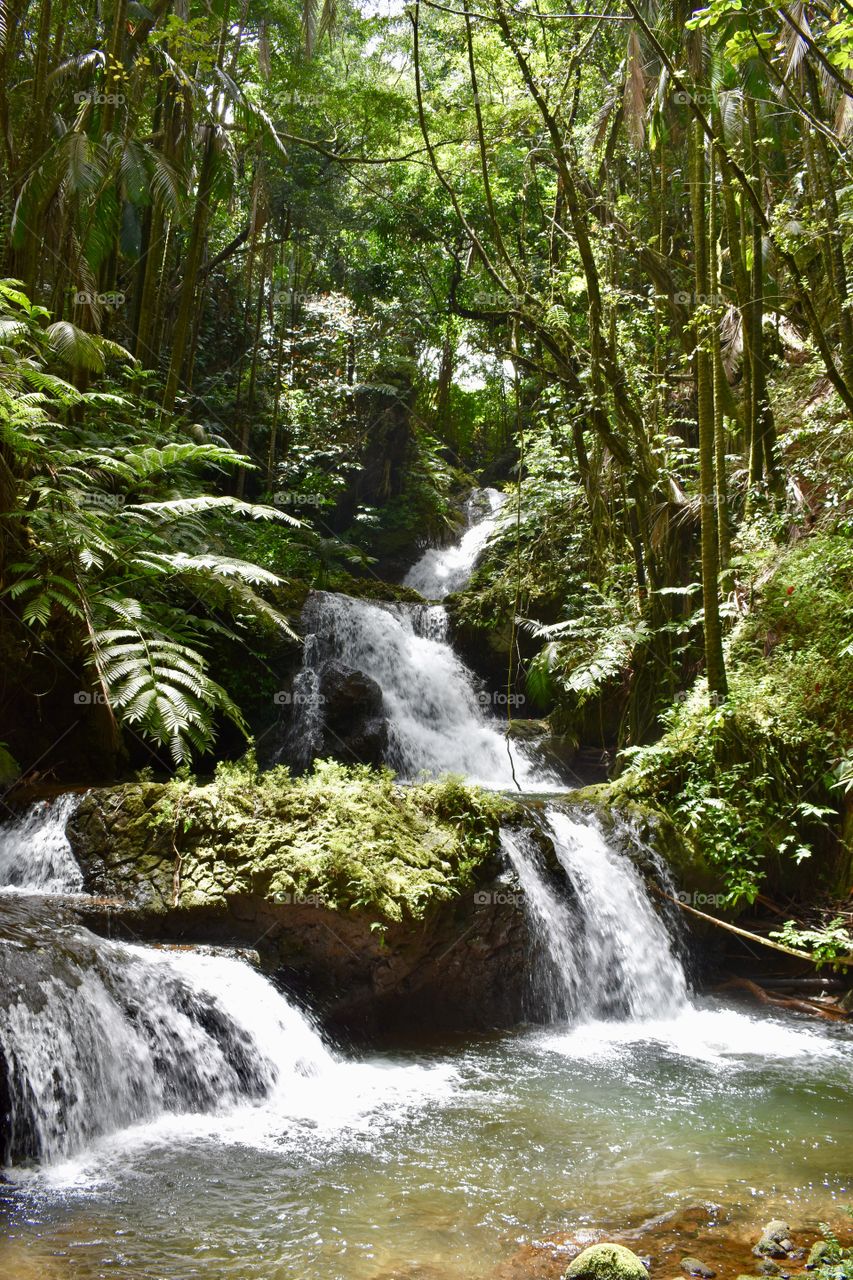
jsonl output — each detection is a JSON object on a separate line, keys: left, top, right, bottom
{"left": 653, "top": 886, "right": 853, "bottom": 969}
{"left": 715, "top": 976, "right": 849, "bottom": 1022}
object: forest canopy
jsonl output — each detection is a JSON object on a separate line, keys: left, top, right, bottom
{"left": 1, "top": 0, "right": 851, "bottom": 854}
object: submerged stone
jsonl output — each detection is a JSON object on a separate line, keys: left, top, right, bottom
{"left": 680, "top": 1258, "right": 716, "bottom": 1277}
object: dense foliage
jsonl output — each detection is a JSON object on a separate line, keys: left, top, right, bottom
{"left": 1, "top": 0, "right": 851, "bottom": 918}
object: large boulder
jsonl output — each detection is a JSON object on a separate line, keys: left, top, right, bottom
{"left": 66, "top": 769, "right": 528, "bottom": 1037}
{"left": 317, "top": 661, "right": 388, "bottom": 766}
{"left": 564, "top": 1243, "right": 649, "bottom": 1280}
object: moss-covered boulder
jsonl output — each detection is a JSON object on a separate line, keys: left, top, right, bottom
{"left": 564, "top": 1243, "right": 649, "bottom": 1280}
{"left": 69, "top": 758, "right": 515, "bottom": 921}
{"left": 67, "top": 759, "right": 529, "bottom": 1035}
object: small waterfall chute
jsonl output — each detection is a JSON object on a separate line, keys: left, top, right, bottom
{"left": 0, "top": 795, "right": 83, "bottom": 895}
{"left": 403, "top": 487, "right": 506, "bottom": 600}
{"left": 286, "top": 591, "right": 551, "bottom": 788}
{"left": 503, "top": 806, "right": 689, "bottom": 1024}
{"left": 0, "top": 918, "right": 334, "bottom": 1166}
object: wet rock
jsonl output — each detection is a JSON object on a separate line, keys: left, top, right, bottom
{"left": 753, "top": 1223, "right": 796, "bottom": 1259}
{"left": 758, "top": 1262, "right": 781, "bottom": 1275}
{"left": 66, "top": 777, "right": 527, "bottom": 1038}
{"left": 806, "top": 1243, "right": 833, "bottom": 1270}
{"left": 680, "top": 1258, "right": 716, "bottom": 1277}
{"left": 316, "top": 661, "right": 389, "bottom": 766}
{"left": 563, "top": 1243, "right": 649, "bottom": 1280}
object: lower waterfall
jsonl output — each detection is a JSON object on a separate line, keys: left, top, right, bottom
{"left": 502, "top": 807, "right": 688, "bottom": 1022}
{"left": 0, "top": 904, "right": 333, "bottom": 1165}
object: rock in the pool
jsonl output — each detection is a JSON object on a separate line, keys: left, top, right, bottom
{"left": 754, "top": 1222, "right": 796, "bottom": 1259}
{"left": 564, "top": 1243, "right": 650, "bottom": 1280}
{"left": 680, "top": 1258, "right": 716, "bottom": 1278}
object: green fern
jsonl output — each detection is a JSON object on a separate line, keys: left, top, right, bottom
{"left": 0, "top": 280, "right": 301, "bottom": 763}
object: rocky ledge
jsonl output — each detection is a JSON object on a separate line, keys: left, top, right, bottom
{"left": 62, "top": 759, "right": 709, "bottom": 1036}
{"left": 67, "top": 759, "right": 530, "bottom": 1035}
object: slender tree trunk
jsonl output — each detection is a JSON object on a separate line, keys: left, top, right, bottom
{"left": 745, "top": 97, "right": 778, "bottom": 497}
{"left": 162, "top": 0, "right": 231, "bottom": 413}
{"left": 806, "top": 67, "right": 853, "bottom": 390}
{"left": 690, "top": 118, "right": 728, "bottom": 700}
{"left": 709, "top": 147, "right": 730, "bottom": 573}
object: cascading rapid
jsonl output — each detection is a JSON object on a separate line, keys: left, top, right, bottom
{"left": 280, "top": 487, "right": 562, "bottom": 788}
{"left": 0, "top": 900, "right": 333, "bottom": 1166}
{"left": 0, "top": 794, "right": 83, "bottom": 895}
{"left": 502, "top": 807, "right": 689, "bottom": 1023}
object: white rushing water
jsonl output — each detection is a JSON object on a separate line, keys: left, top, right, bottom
{"left": 0, "top": 934, "right": 335, "bottom": 1165}
{"left": 287, "top": 486, "right": 563, "bottom": 788}
{"left": 502, "top": 808, "right": 688, "bottom": 1022}
{"left": 403, "top": 487, "right": 506, "bottom": 599}
{"left": 296, "top": 592, "right": 551, "bottom": 788}
{"left": 0, "top": 795, "right": 83, "bottom": 894}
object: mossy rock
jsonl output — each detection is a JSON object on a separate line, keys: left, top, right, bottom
{"left": 68, "top": 759, "right": 518, "bottom": 923}
{"left": 564, "top": 1243, "right": 649, "bottom": 1280}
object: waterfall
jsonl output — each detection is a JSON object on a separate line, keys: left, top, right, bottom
{"left": 502, "top": 807, "right": 689, "bottom": 1023}
{"left": 0, "top": 913, "right": 333, "bottom": 1166}
{"left": 283, "top": 487, "right": 563, "bottom": 787}
{"left": 289, "top": 591, "right": 550, "bottom": 788}
{"left": 0, "top": 795, "right": 83, "bottom": 895}
{"left": 403, "top": 487, "right": 506, "bottom": 599}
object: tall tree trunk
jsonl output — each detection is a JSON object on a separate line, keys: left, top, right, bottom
{"left": 161, "top": 0, "right": 231, "bottom": 413}
{"left": 709, "top": 146, "right": 730, "bottom": 573}
{"left": 745, "top": 96, "right": 778, "bottom": 498}
{"left": 805, "top": 66, "right": 853, "bottom": 390}
{"left": 691, "top": 118, "right": 728, "bottom": 700}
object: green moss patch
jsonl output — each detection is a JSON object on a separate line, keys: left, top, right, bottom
{"left": 72, "top": 758, "right": 517, "bottom": 923}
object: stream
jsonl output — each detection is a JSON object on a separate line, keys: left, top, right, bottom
{"left": 0, "top": 489, "right": 850, "bottom": 1279}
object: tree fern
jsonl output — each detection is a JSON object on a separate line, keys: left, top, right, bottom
{"left": 1, "top": 280, "right": 301, "bottom": 762}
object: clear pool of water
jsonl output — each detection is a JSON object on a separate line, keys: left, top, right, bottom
{"left": 2, "top": 1000, "right": 851, "bottom": 1280}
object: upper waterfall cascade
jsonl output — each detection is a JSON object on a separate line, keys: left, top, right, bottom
{"left": 290, "top": 591, "right": 554, "bottom": 788}
{"left": 286, "top": 487, "right": 562, "bottom": 789}
{"left": 402, "top": 487, "right": 507, "bottom": 600}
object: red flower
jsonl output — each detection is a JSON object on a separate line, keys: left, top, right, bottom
{"left": 786, "top": 585, "right": 795, "bottom": 595}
